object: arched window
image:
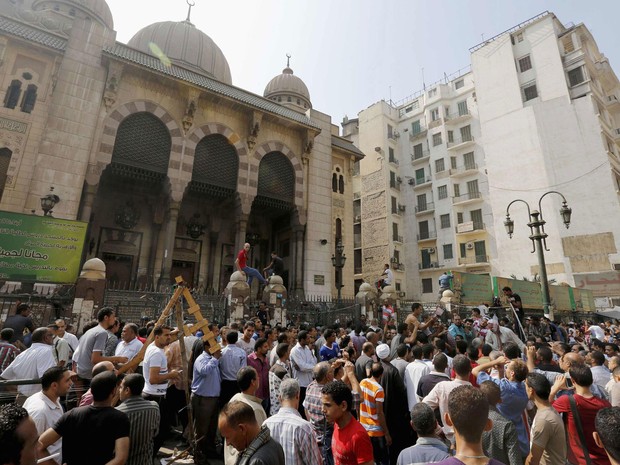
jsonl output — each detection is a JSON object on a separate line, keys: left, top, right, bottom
{"left": 287, "top": 96, "right": 292, "bottom": 102}
{"left": 0, "top": 148, "right": 12, "bottom": 201}
{"left": 4, "top": 80, "right": 21, "bottom": 109}
{"left": 339, "top": 175, "right": 345, "bottom": 194}
{"left": 332, "top": 173, "right": 338, "bottom": 192}
{"left": 336, "top": 218, "right": 342, "bottom": 241}
{"left": 21, "top": 84, "right": 37, "bottom": 113}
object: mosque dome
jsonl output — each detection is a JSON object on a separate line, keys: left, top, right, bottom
{"left": 264, "top": 61, "right": 312, "bottom": 112}
{"left": 127, "top": 20, "right": 232, "bottom": 85}
{"left": 31, "top": 0, "right": 114, "bottom": 29}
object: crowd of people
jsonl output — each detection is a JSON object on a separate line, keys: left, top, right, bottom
{"left": 1, "top": 298, "right": 620, "bottom": 465}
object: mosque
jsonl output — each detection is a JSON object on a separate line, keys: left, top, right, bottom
{"left": 0, "top": 0, "right": 363, "bottom": 297}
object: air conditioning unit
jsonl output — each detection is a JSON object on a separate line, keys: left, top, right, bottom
{"left": 408, "top": 178, "right": 415, "bottom": 185}
{"left": 398, "top": 204, "right": 406, "bottom": 212}
{"left": 466, "top": 243, "right": 474, "bottom": 250}
{"left": 397, "top": 176, "right": 402, "bottom": 183}
{"left": 428, "top": 248, "right": 436, "bottom": 254}
{"left": 613, "top": 263, "right": 620, "bottom": 271}
{"left": 398, "top": 291, "right": 406, "bottom": 297}
{"left": 393, "top": 130, "right": 400, "bottom": 138}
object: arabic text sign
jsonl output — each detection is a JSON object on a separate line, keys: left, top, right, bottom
{"left": 0, "top": 210, "right": 87, "bottom": 283}
{"left": 451, "top": 271, "right": 493, "bottom": 305}
{"left": 573, "top": 272, "right": 620, "bottom": 296}
{"left": 549, "top": 285, "right": 572, "bottom": 312}
{"left": 493, "top": 277, "right": 543, "bottom": 309}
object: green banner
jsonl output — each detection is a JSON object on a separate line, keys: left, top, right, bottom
{"left": 549, "top": 285, "right": 572, "bottom": 312}
{"left": 0, "top": 210, "right": 87, "bottom": 284}
{"left": 451, "top": 271, "right": 494, "bottom": 305}
{"left": 493, "top": 276, "right": 543, "bottom": 309}
{"left": 581, "top": 289, "right": 595, "bottom": 312}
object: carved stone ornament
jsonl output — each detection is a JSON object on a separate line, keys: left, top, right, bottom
{"left": 182, "top": 101, "right": 196, "bottom": 134}
{"left": 103, "top": 63, "right": 123, "bottom": 111}
{"left": 247, "top": 111, "right": 263, "bottom": 151}
{"left": 303, "top": 129, "right": 315, "bottom": 155}
{"left": 114, "top": 200, "right": 141, "bottom": 230}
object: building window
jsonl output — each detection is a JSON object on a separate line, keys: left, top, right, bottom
{"left": 287, "top": 96, "right": 292, "bottom": 102}
{"left": 411, "top": 120, "right": 422, "bottom": 135}
{"left": 471, "top": 209, "right": 483, "bottom": 229}
{"left": 455, "top": 79, "right": 464, "bottom": 90}
{"left": 20, "top": 84, "right": 37, "bottom": 113}
{"left": 457, "top": 100, "right": 468, "bottom": 116}
{"left": 451, "top": 157, "right": 457, "bottom": 169}
{"left": 463, "top": 152, "right": 476, "bottom": 170}
{"left": 438, "top": 185, "right": 448, "bottom": 200}
{"left": 440, "top": 214, "right": 451, "bottom": 229}
{"left": 460, "top": 243, "right": 467, "bottom": 258}
{"left": 447, "top": 130, "right": 454, "bottom": 143}
{"left": 518, "top": 55, "right": 532, "bottom": 72}
{"left": 562, "top": 35, "right": 575, "bottom": 53}
{"left": 390, "top": 171, "right": 397, "bottom": 188}
{"left": 391, "top": 196, "right": 398, "bottom": 214}
{"left": 339, "top": 175, "right": 345, "bottom": 194}
{"left": 516, "top": 32, "right": 524, "bottom": 42}
{"left": 415, "top": 168, "right": 425, "bottom": 184}
{"left": 568, "top": 67, "right": 585, "bottom": 87}
{"left": 443, "top": 244, "right": 454, "bottom": 260}
{"left": 4, "top": 80, "right": 21, "bottom": 109}
{"left": 467, "top": 180, "right": 480, "bottom": 196}
{"left": 460, "top": 125, "right": 472, "bottom": 142}
{"left": 522, "top": 83, "right": 538, "bottom": 102}
{"left": 430, "top": 108, "right": 440, "bottom": 121}
{"left": 457, "top": 212, "right": 464, "bottom": 224}
{"left": 394, "top": 250, "right": 400, "bottom": 263}
{"left": 422, "top": 278, "right": 433, "bottom": 294}
{"left": 432, "top": 133, "right": 442, "bottom": 146}
{"left": 413, "top": 143, "right": 424, "bottom": 160}
{"left": 392, "top": 223, "right": 399, "bottom": 241}
{"left": 435, "top": 158, "right": 445, "bottom": 173}
{"left": 332, "top": 173, "right": 338, "bottom": 192}
{"left": 388, "top": 147, "right": 396, "bottom": 163}
{"left": 454, "top": 184, "right": 460, "bottom": 198}
{"left": 388, "top": 124, "right": 394, "bottom": 139}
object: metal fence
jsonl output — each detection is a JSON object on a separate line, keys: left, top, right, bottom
{"left": 0, "top": 284, "right": 75, "bottom": 327}
{"left": 284, "top": 295, "right": 360, "bottom": 327}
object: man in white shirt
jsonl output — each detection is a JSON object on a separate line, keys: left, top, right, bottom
{"left": 422, "top": 355, "right": 473, "bottom": 445}
{"left": 587, "top": 323, "right": 606, "bottom": 341}
{"left": 404, "top": 345, "right": 431, "bottom": 410}
{"left": 289, "top": 330, "right": 317, "bottom": 418}
{"left": 1, "top": 327, "right": 56, "bottom": 399}
{"left": 142, "top": 325, "right": 180, "bottom": 457}
{"left": 115, "top": 323, "right": 143, "bottom": 362}
{"left": 23, "top": 366, "right": 73, "bottom": 464}
{"left": 236, "top": 322, "right": 256, "bottom": 355}
{"left": 55, "top": 319, "right": 79, "bottom": 353}
{"left": 485, "top": 320, "right": 525, "bottom": 352}
{"left": 380, "top": 263, "right": 393, "bottom": 289}
{"left": 48, "top": 324, "right": 71, "bottom": 368}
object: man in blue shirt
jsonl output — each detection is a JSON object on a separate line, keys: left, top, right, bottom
{"left": 448, "top": 314, "right": 467, "bottom": 341}
{"left": 397, "top": 402, "right": 450, "bottom": 465}
{"left": 319, "top": 329, "right": 340, "bottom": 362}
{"left": 191, "top": 345, "right": 222, "bottom": 464}
{"left": 219, "top": 331, "right": 247, "bottom": 408}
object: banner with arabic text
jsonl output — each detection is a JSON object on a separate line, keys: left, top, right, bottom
{"left": 0, "top": 210, "right": 87, "bottom": 283}
{"left": 493, "top": 277, "right": 543, "bottom": 309}
{"left": 451, "top": 271, "right": 494, "bottom": 305}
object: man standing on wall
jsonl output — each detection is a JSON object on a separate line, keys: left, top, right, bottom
{"left": 235, "top": 243, "right": 267, "bottom": 289}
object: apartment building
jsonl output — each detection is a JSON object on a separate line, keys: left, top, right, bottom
{"left": 347, "top": 12, "right": 620, "bottom": 305}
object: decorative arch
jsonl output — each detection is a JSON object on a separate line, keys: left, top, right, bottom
{"left": 185, "top": 122, "right": 248, "bottom": 194}
{"left": 251, "top": 141, "right": 304, "bottom": 210}
{"left": 95, "top": 101, "right": 183, "bottom": 187}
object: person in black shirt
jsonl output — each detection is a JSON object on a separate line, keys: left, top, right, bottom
{"left": 38, "top": 371, "right": 130, "bottom": 465}
{"left": 3, "top": 303, "right": 34, "bottom": 349}
{"left": 503, "top": 286, "right": 525, "bottom": 340}
{"left": 263, "top": 251, "right": 284, "bottom": 279}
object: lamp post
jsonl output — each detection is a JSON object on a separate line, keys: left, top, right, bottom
{"left": 504, "top": 191, "right": 572, "bottom": 319}
{"left": 331, "top": 239, "right": 347, "bottom": 305}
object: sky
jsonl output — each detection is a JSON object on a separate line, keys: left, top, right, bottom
{"left": 106, "top": 0, "right": 620, "bottom": 129}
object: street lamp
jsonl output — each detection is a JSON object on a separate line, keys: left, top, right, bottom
{"left": 331, "top": 239, "right": 347, "bottom": 305}
{"left": 504, "top": 191, "right": 572, "bottom": 319}
{"left": 40, "top": 187, "right": 60, "bottom": 216}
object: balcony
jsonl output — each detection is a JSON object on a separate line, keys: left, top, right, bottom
{"left": 393, "top": 235, "right": 404, "bottom": 243}
{"left": 458, "top": 255, "right": 490, "bottom": 266}
{"left": 455, "top": 221, "right": 485, "bottom": 234}
{"left": 389, "top": 158, "right": 400, "bottom": 167}
{"left": 445, "top": 111, "right": 471, "bottom": 125}
{"left": 411, "top": 149, "right": 431, "bottom": 165}
{"left": 607, "top": 94, "right": 620, "bottom": 111}
{"left": 419, "top": 262, "right": 440, "bottom": 270}
{"left": 391, "top": 207, "right": 401, "bottom": 216}
{"left": 409, "top": 127, "right": 428, "bottom": 141}
{"left": 415, "top": 202, "right": 435, "bottom": 215}
{"left": 614, "top": 128, "right": 620, "bottom": 143}
{"left": 413, "top": 176, "right": 432, "bottom": 190}
{"left": 447, "top": 135, "right": 475, "bottom": 151}
{"left": 417, "top": 230, "right": 437, "bottom": 241}
{"left": 450, "top": 163, "right": 478, "bottom": 177}
{"left": 452, "top": 191, "right": 483, "bottom": 205}
{"left": 394, "top": 263, "right": 406, "bottom": 271}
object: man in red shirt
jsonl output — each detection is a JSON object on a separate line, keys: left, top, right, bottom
{"left": 321, "top": 380, "right": 373, "bottom": 465}
{"left": 551, "top": 364, "right": 611, "bottom": 465}
{"left": 235, "top": 243, "right": 267, "bottom": 287}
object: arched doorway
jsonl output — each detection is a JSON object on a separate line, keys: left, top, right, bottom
{"left": 249, "top": 151, "right": 297, "bottom": 289}
{"left": 181, "top": 133, "right": 239, "bottom": 291}
{"left": 92, "top": 112, "right": 172, "bottom": 287}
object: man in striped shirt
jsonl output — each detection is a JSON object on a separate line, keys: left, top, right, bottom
{"left": 359, "top": 362, "right": 390, "bottom": 465}
{"left": 116, "top": 373, "right": 160, "bottom": 465}
{"left": 264, "top": 378, "right": 323, "bottom": 465}
{"left": 0, "top": 328, "right": 19, "bottom": 372}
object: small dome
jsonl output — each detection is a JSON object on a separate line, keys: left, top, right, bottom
{"left": 32, "top": 0, "right": 114, "bottom": 29}
{"left": 128, "top": 20, "right": 232, "bottom": 85}
{"left": 264, "top": 64, "right": 312, "bottom": 112}
{"left": 80, "top": 258, "right": 106, "bottom": 280}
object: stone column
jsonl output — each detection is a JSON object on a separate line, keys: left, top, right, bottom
{"left": 158, "top": 202, "right": 180, "bottom": 287}
{"left": 79, "top": 183, "right": 98, "bottom": 223}
{"left": 234, "top": 214, "right": 249, "bottom": 256}
{"left": 294, "top": 226, "right": 305, "bottom": 293}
